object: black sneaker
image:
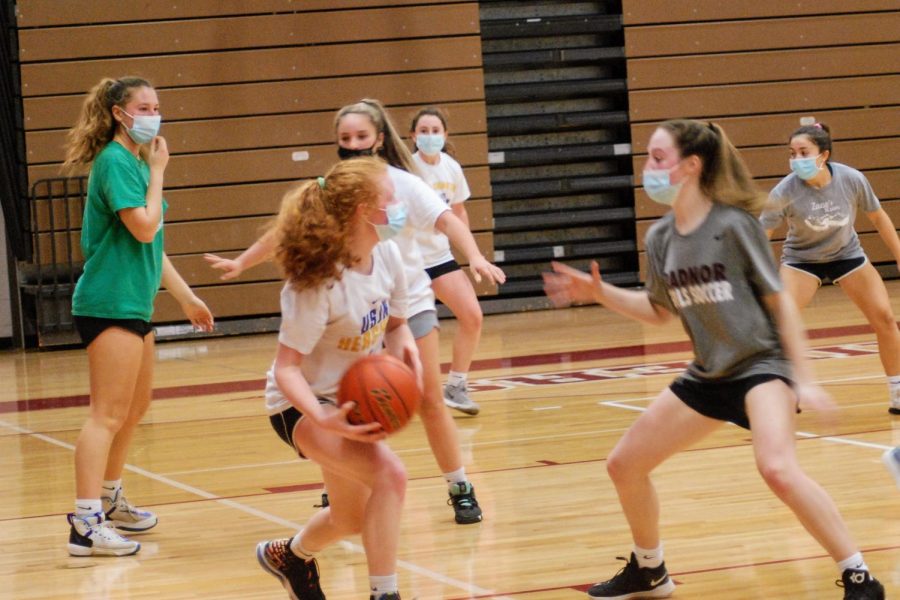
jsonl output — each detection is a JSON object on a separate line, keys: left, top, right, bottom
{"left": 370, "top": 594, "right": 401, "bottom": 600}
{"left": 314, "top": 491, "right": 329, "bottom": 509}
{"left": 587, "top": 553, "right": 675, "bottom": 599}
{"left": 838, "top": 569, "right": 884, "bottom": 600}
{"left": 447, "top": 481, "right": 483, "bottom": 524}
{"left": 256, "top": 538, "right": 325, "bottom": 600}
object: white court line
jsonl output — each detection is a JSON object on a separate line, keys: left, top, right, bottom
{"left": 0, "top": 417, "right": 511, "bottom": 599}
{"left": 532, "top": 405, "right": 561, "bottom": 411}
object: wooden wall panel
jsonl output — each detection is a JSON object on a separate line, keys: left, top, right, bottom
{"left": 18, "top": 2, "right": 496, "bottom": 328}
{"left": 623, "top": 1, "right": 899, "bottom": 24}
{"left": 624, "top": 2, "right": 900, "bottom": 284}
{"left": 19, "top": 5, "right": 480, "bottom": 61}
{"left": 626, "top": 13, "right": 900, "bottom": 57}
{"left": 21, "top": 37, "right": 484, "bottom": 97}
{"left": 16, "top": 0, "right": 462, "bottom": 27}
{"left": 24, "top": 69, "right": 487, "bottom": 130}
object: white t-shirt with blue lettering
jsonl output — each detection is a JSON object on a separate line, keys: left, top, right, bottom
{"left": 388, "top": 165, "right": 450, "bottom": 317}
{"left": 264, "top": 241, "right": 408, "bottom": 414}
{"left": 411, "top": 152, "right": 471, "bottom": 268}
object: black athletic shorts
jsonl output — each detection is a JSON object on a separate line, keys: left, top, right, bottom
{"left": 425, "top": 259, "right": 461, "bottom": 280}
{"left": 670, "top": 374, "right": 795, "bottom": 430}
{"left": 269, "top": 398, "right": 336, "bottom": 458}
{"left": 74, "top": 315, "right": 154, "bottom": 347}
{"left": 784, "top": 256, "right": 866, "bottom": 286}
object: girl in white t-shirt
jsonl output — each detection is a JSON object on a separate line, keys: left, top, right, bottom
{"left": 409, "top": 106, "right": 484, "bottom": 417}
{"left": 255, "top": 158, "right": 421, "bottom": 600}
{"left": 204, "top": 99, "right": 505, "bottom": 526}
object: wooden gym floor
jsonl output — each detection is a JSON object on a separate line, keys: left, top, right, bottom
{"left": 1, "top": 281, "right": 898, "bottom": 599}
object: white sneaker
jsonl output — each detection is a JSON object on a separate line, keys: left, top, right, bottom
{"left": 889, "top": 385, "right": 900, "bottom": 415}
{"left": 882, "top": 447, "right": 900, "bottom": 489}
{"left": 67, "top": 512, "right": 140, "bottom": 557}
{"left": 102, "top": 489, "right": 158, "bottom": 532}
{"left": 443, "top": 382, "right": 480, "bottom": 416}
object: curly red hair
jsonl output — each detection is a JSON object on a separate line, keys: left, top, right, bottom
{"left": 274, "top": 157, "right": 387, "bottom": 290}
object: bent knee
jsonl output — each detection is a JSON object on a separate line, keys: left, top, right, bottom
{"left": 374, "top": 454, "right": 408, "bottom": 494}
{"left": 756, "top": 459, "right": 797, "bottom": 495}
{"left": 607, "top": 450, "right": 642, "bottom": 483}
{"left": 870, "top": 310, "right": 900, "bottom": 335}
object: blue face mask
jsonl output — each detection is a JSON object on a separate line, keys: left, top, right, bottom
{"left": 371, "top": 202, "right": 407, "bottom": 241}
{"left": 789, "top": 155, "right": 822, "bottom": 180}
{"left": 642, "top": 168, "right": 683, "bottom": 206}
{"left": 415, "top": 134, "right": 445, "bottom": 156}
{"left": 122, "top": 111, "right": 161, "bottom": 145}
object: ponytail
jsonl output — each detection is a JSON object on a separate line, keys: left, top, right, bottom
{"left": 661, "top": 119, "right": 766, "bottom": 215}
{"left": 62, "top": 76, "right": 152, "bottom": 173}
{"left": 274, "top": 157, "right": 387, "bottom": 290}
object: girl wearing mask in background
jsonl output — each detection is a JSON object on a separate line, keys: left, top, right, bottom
{"left": 760, "top": 122, "right": 900, "bottom": 415}
{"left": 409, "top": 106, "right": 483, "bottom": 416}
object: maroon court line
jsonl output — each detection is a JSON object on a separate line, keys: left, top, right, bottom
{"left": 1, "top": 320, "right": 886, "bottom": 415}
{"left": 445, "top": 545, "right": 900, "bottom": 599}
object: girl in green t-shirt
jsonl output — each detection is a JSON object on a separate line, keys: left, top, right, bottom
{"left": 61, "top": 77, "right": 214, "bottom": 557}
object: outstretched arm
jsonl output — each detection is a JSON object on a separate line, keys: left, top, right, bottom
{"left": 204, "top": 228, "right": 277, "bottom": 280}
{"left": 434, "top": 210, "right": 506, "bottom": 285}
{"left": 543, "top": 260, "right": 673, "bottom": 326}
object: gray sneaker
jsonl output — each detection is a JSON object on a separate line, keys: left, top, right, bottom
{"left": 443, "top": 381, "right": 480, "bottom": 415}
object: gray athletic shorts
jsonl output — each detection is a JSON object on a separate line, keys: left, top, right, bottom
{"left": 408, "top": 309, "right": 439, "bottom": 339}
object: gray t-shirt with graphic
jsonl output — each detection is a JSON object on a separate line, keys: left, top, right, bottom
{"left": 759, "top": 162, "right": 880, "bottom": 264}
{"left": 645, "top": 203, "right": 790, "bottom": 382}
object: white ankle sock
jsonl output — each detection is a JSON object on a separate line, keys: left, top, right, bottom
{"left": 369, "top": 574, "right": 398, "bottom": 597}
{"left": 75, "top": 499, "right": 102, "bottom": 516}
{"left": 443, "top": 467, "right": 467, "bottom": 486}
{"left": 289, "top": 533, "right": 315, "bottom": 560}
{"left": 101, "top": 479, "right": 121, "bottom": 498}
{"left": 837, "top": 552, "right": 868, "bottom": 573}
{"left": 447, "top": 371, "right": 467, "bottom": 387}
{"left": 634, "top": 544, "right": 664, "bottom": 569}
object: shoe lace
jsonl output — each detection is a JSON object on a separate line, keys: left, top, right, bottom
{"left": 597, "top": 556, "right": 640, "bottom": 589}
{"left": 447, "top": 485, "right": 478, "bottom": 510}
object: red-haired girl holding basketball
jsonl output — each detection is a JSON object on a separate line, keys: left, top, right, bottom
{"left": 256, "top": 157, "right": 421, "bottom": 600}
{"left": 206, "top": 99, "right": 505, "bottom": 526}
{"left": 543, "top": 120, "right": 883, "bottom": 599}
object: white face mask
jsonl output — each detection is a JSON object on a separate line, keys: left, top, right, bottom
{"left": 121, "top": 110, "right": 161, "bottom": 144}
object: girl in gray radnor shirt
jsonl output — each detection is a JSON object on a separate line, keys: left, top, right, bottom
{"left": 760, "top": 122, "right": 900, "bottom": 415}
{"left": 543, "top": 119, "right": 884, "bottom": 600}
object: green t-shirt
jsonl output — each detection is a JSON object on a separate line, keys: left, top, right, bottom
{"left": 72, "top": 141, "right": 167, "bottom": 321}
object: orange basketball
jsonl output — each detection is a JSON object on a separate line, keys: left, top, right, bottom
{"left": 337, "top": 354, "right": 420, "bottom": 435}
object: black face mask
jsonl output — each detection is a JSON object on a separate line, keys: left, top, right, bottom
{"left": 337, "top": 146, "right": 376, "bottom": 160}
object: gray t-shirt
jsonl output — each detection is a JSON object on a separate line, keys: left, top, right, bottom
{"left": 645, "top": 203, "right": 790, "bottom": 382}
{"left": 759, "top": 162, "right": 880, "bottom": 264}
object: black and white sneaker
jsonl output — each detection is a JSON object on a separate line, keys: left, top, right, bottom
{"left": 67, "top": 512, "right": 140, "bottom": 557}
{"left": 838, "top": 568, "right": 884, "bottom": 600}
{"left": 447, "top": 481, "right": 483, "bottom": 524}
{"left": 587, "top": 553, "right": 675, "bottom": 599}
